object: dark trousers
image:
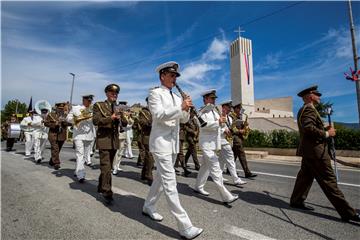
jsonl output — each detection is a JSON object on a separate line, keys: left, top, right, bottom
{"left": 185, "top": 143, "right": 200, "bottom": 169}
{"left": 6, "top": 138, "right": 15, "bottom": 150}
{"left": 233, "top": 144, "right": 251, "bottom": 176}
{"left": 175, "top": 140, "right": 187, "bottom": 170}
{"left": 290, "top": 157, "right": 356, "bottom": 219}
{"left": 141, "top": 141, "right": 154, "bottom": 181}
{"left": 98, "top": 149, "right": 117, "bottom": 197}
{"left": 137, "top": 139, "right": 145, "bottom": 165}
{"left": 49, "top": 140, "right": 65, "bottom": 166}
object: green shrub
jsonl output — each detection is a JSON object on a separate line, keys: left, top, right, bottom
{"left": 334, "top": 128, "right": 360, "bottom": 150}
{"left": 243, "top": 128, "right": 359, "bottom": 150}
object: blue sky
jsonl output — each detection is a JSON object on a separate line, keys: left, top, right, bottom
{"left": 2, "top": 1, "right": 360, "bottom": 123}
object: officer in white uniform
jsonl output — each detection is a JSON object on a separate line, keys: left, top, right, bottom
{"left": 142, "top": 61, "right": 203, "bottom": 240}
{"left": 218, "top": 100, "right": 246, "bottom": 185}
{"left": 112, "top": 101, "right": 128, "bottom": 175}
{"left": 124, "top": 111, "right": 134, "bottom": 159}
{"left": 20, "top": 110, "right": 35, "bottom": 156}
{"left": 66, "top": 95, "right": 96, "bottom": 182}
{"left": 32, "top": 107, "right": 49, "bottom": 163}
{"left": 194, "top": 90, "right": 239, "bottom": 204}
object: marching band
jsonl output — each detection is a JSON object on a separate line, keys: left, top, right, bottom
{"left": 1, "top": 61, "right": 359, "bottom": 239}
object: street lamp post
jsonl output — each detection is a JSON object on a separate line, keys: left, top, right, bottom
{"left": 348, "top": 0, "right": 360, "bottom": 125}
{"left": 69, "top": 73, "right": 75, "bottom": 106}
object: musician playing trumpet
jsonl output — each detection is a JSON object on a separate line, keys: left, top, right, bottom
{"left": 66, "top": 95, "right": 96, "bottom": 183}
{"left": 20, "top": 109, "right": 35, "bottom": 157}
{"left": 44, "top": 102, "right": 72, "bottom": 170}
{"left": 218, "top": 100, "right": 247, "bottom": 186}
{"left": 194, "top": 90, "right": 239, "bottom": 204}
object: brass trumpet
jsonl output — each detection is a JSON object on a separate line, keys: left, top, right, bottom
{"left": 74, "top": 107, "right": 93, "bottom": 127}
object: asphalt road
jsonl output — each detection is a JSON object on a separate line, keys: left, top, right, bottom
{"left": 2, "top": 142, "right": 360, "bottom": 240}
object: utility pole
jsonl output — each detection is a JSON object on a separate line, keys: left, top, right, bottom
{"left": 348, "top": 0, "right": 360, "bottom": 125}
{"left": 69, "top": 73, "right": 75, "bottom": 106}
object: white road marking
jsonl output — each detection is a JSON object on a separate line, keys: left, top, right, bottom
{"left": 243, "top": 170, "right": 360, "bottom": 188}
{"left": 224, "top": 224, "right": 277, "bottom": 240}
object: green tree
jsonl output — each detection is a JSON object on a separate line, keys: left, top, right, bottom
{"left": 315, "top": 101, "right": 333, "bottom": 118}
{"left": 1, "top": 99, "right": 27, "bottom": 121}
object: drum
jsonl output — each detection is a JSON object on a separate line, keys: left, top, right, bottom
{"left": 8, "top": 123, "right": 21, "bottom": 139}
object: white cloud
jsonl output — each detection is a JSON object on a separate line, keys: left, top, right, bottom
{"left": 201, "top": 37, "right": 229, "bottom": 61}
{"left": 175, "top": 35, "right": 229, "bottom": 101}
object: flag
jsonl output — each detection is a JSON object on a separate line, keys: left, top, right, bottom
{"left": 27, "top": 96, "right": 33, "bottom": 113}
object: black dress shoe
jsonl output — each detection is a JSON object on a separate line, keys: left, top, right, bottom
{"left": 54, "top": 165, "right": 60, "bottom": 170}
{"left": 183, "top": 169, "right": 192, "bottom": 177}
{"left": 147, "top": 179, "right": 153, "bottom": 186}
{"left": 342, "top": 213, "right": 360, "bottom": 222}
{"left": 195, "top": 166, "right": 200, "bottom": 171}
{"left": 49, "top": 159, "right": 54, "bottom": 166}
{"left": 245, "top": 173, "right": 257, "bottom": 178}
{"left": 290, "top": 203, "right": 314, "bottom": 211}
{"left": 102, "top": 195, "right": 114, "bottom": 205}
{"left": 36, "top": 159, "right": 42, "bottom": 164}
{"left": 79, "top": 178, "right": 85, "bottom": 183}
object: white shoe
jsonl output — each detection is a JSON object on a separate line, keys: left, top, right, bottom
{"left": 180, "top": 226, "right": 203, "bottom": 240}
{"left": 142, "top": 207, "right": 163, "bottom": 222}
{"left": 117, "top": 167, "right": 124, "bottom": 172}
{"left": 234, "top": 179, "right": 247, "bottom": 185}
{"left": 225, "top": 194, "right": 239, "bottom": 204}
{"left": 112, "top": 169, "right": 118, "bottom": 175}
{"left": 194, "top": 187, "right": 210, "bottom": 196}
{"left": 223, "top": 178, "right": 229, "bottom": 183}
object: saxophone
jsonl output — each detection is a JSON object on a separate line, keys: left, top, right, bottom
{"left": 215, "top": 106, "right": 233, "bottom": 145}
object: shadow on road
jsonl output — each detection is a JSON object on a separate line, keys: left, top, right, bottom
{"left": 50, "top": 168, "right": 180, "bottom": 239}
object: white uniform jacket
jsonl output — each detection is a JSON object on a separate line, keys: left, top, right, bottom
{"left": 148, "top": 85, "right": 189, "bottom": 154}
{"left": 31, "top": 115, "right": 48, "bottom": 139}
{"left": 198, "top": 104, "right": 221, "bottom": 151}
{"left": 66, "top": 105, "right": 95, "bottom": 141}
{"left": 220, "top": 114, "right": 233, "bottom": 145}
{"left": 20, "top": 116, "right": 35, "bottom": 132}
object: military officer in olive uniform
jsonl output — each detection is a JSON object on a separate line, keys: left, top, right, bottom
{"left": 184, "top": 109, "right": 200, "bottom": 170}
{"left": 93, "top": 84, "right": 128, "bottom": 204}
{"left": 175, "top": 123, "right": 191, "bottom": 176}
{"left": 139, "top": 98, "right": 154, "bottom": 186}
{"left": 230, "top": 102, "right": 257, "bottom": 178}
{"left": 44, "top": 102, "right": 72, "bottom": 170}
{"left": 290, "top": 85, "right": 359, "bottom": 222}
{"left": 133, "top": 114, "right": 145, "bottom": 167}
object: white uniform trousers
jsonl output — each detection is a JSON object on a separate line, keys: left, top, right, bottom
{"left": 124, "top": 133, "right": 133, "bottom": 158}
{"left": 113, "top": 138, "right": 126, "bottom": 170}
{"left": 74, "top": 139, "right": 93, "bottom": 180}
{"left": 219, "top": 144, "right": 241, "bottom": 183}
{"left": 195, "top": 149, "right": 234, "bottom": 202}
{"left": 24, "top": 132, "right": 34, "bottom": 156}
{"left": 143, "top": 153, "right": 193, "bottom": 232}
{"left": 33, "top": 138, "right": 47, "bottom": 161}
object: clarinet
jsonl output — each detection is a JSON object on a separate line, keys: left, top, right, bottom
{"left": 174, "top": 83, "right": 207, "bottom": 127}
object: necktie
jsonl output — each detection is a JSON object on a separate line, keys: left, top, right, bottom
{"left": 111, "top": 102, "right": 115, "bottom": 114}
{"left": 169, "top": 90, "right": 175, "bottom": 106}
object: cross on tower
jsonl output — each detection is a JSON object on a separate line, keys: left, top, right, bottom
{"left": 234, "top": 26, "right": 245, "bottom": 39}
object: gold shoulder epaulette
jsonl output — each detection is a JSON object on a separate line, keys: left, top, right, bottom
{"left": 95, "top": 102, "right": 108, "bottom": 117}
